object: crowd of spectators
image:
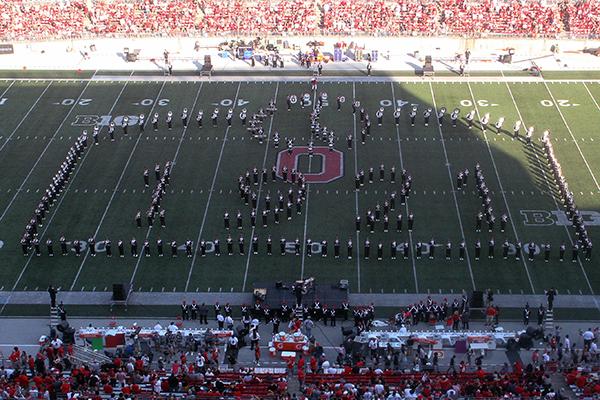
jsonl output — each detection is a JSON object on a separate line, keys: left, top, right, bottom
{"left": 1, "top": 326, "right": 290, "bottom": 399}
{"left": 2, "top": 309, "right": 600, "bottom": 398}
{"left": 302, "top": 368, "right": 559, "bottom": 398}
{"left": 1, "top": 0, "right": 600, "bottom": 41}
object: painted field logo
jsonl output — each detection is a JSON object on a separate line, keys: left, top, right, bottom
{"left": 276, "top": 147, "right": 344, "bottom": 183}
{"left": 520, "top": 210, "right": 600, "bottom": 226}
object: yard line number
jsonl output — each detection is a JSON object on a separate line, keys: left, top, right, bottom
{"left": 460, "top": 99, "right": 498, "bottom": 107}
{"left": 540, "top": 99, "right": 579, "bottom": 107}
{"left": 211, "top": 99, "right": 250, "bottom": 107}
{"left": 133, "top": 98, "right": 170, "bottom": 106}
{"left": 54, "top": 98, "right": 92, "bottom": 106}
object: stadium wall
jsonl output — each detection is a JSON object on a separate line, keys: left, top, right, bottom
{"left": 2, "top": 36, "right": 600, "bottom": 71}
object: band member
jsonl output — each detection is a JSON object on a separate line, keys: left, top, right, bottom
{"left": 181, "top": 108, "right": 188, "bottom": 127}
{"left": 152, "top": 113, "right": 159, "bottom": 130}
{"left": 196, "top": 110, "right": 203, "bottom": 128}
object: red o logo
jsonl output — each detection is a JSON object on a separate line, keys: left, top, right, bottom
{"left": 276, "top": 146, "right": 344, "bottom": 183}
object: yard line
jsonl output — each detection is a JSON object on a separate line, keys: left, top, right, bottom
{"left": 69, "top": 81, "right": 169, "bottom": 290}
{"left": 426, "top": 82, "right": 476, "bottom": 291}
{"left": 582, "top": 82, "right": 600, "bottom": 115}
{"left": 504, "top": 81, "right": 599, "bottom": 310}
{"left": 542, "top": 81, "right": 600, "bottom": 192}
{"left": 129, "top": 82, "right": 205, "bottom": 288}
{"left": 241, "top": 82, "right": 279, "bottom": 292}
{"left": 352, "top": 83, "right": 361, "bottom": 293}
{"left": 0, "top": 80, "right": 93, "bottom": 224}
{"left": 0, "top": 81, "right": 131, "bottom": 315}
{"left": 466, "top": 82, "right": 536, "bottom": 293}
{"left": 0, "top": 80, "right": 15, "bottom": 99}
{"left": 299, "top": 88, "right": 318, "bottom": 280}
{"left": 184, "top": 82, "right": 242, "bottom": 291}
{"left": 390, "top": 83, "right": 419, "bottom": 292}
{"left": 0, "top": 82, "right": 52, "bottom": 154}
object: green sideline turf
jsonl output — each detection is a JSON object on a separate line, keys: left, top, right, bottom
{"left": 0, "top": 79, "right": 598, "bottom": 301}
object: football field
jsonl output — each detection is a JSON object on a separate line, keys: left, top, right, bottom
{"left": 0, "top": 75, "right": 599, "bottom": 303}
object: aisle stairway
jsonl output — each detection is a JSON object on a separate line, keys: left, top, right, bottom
{"left": 544, "top": 309, "right": 555, "bottom": 331}
{"left": 71, "top": 344, "right": 113, "bottom": 365}
{"left": 50, "top": 306, "right": 59, "bottom": 328}
{"left": 294, "top": 306, "right": 304, "bottom": 321}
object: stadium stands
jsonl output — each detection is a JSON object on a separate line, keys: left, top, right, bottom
{"left": 2, "top": 341, "right": 288, "bottom": 399}
{"left": 1, "top": 0, "right": 600, "bottom": 40}
{"left": 303, "top": 369, "right": 556, "bottom": 398}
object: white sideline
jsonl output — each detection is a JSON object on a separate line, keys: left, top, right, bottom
{"left": 542, "top": 81, "right": 600, "bottom": 192}
{"left": 0, "top": 82, "right": 52, "bottom": 154}
{"left": 0, "top": 80, "right": 92, "bottom": 224}
{"left": 465, "top": 82, "right": 536, "bottom": 293}
{"left": 128, "top": 82, "right": 205, "bottom": 288}
{"left": 503, "top": 81, "right": 599, "bottom": 311}
{"left": 184, "top": 82, "right": 242, "bottom": 292}
{"left": 0, "top": 80, "right": 131, "bottom": 314}
{"left": 69, "top": 80, "right": 169, "bottom": 290}
{"left": 426, "top": 82, "right": 476, "bottom": 291}
{"left": 299, "top": 88, "right": 318, "bottom": 280}
{"left": 352, "top": 83, "right": 362, "bottom": 293}
{"left": 390, "top": 83, "right": 420, "bottom": 292}
{"left": 241, "top": 82, "right": 279, "bottom": 292}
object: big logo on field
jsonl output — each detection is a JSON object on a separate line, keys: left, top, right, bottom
{"left": 520, "top": 210, "right": 600, "bottom": 226}
{"left": 276, "top": 146, "right": 344, "bottom": 183}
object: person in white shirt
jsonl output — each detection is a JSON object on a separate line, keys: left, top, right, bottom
{"left": 153, "top": 322, "right": 163, "bottom": 332}
{"left": 167, "top": 322, "right": 178, "bottom": 334}
{"left": 368, "top": 338, "right": 378, "bottom": 359}
{"left": 217, "top": 313, "right": 225, "bottom": 329}
{"left": 582, "top": 329, "right": 595, "bottom": 348}
{"left": 590, "top": 341, "right": 598, "bottom": 359}
{"left": 153, "top": 379, "right": 162, "bottom": 393}
{"left": 225, "top": 315, "right": 234, "bottom": 329}
{"left": 228, "top": 335, "right": 238, "bottom": 351}
{"left": 542, "top": 351, "right": 550, "bottom": 364}
{"left": 404, "top": 387, "right": 418, "bottom": 399}
{"left": 195, "top": 354, "right": 205, "bottom": 369}
{"left": 51, "top": 338, "right": 63, "bottom": 349}
{"left": 564, "top": 334, "right": 571, "bottom": 351}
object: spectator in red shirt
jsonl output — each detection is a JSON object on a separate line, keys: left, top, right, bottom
{"left": 9, "top": 347, "right": 21, "bottom": 367}
{"left": 485, "top": 305, "right": 497, "bottom": 326}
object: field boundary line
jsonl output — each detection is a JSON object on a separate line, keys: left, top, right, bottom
{"left": 128, "top": 82, "right": 205, "bottom": 288}
{"left": 0, "top": 80, "right": 131, "bottom": 314}
{"left": 465, "top": 82, "right": 536, "bottom": 293}
{"left": 184, "top": 82, "right": 242, "bottom": 291}
{"left": 0, "top": 80, "right": 93, "bottom": 224}
{"left": 426, "top": 82, "right": 476, "bottom": 291}
{"left": 5, "top": 75, "right": 600, "bottom": 84}
{"left": 241, "top": 82, "right": 280, "bottom": 292}
{"left": 69, "top": 81, "right": 168, "bottom": 290}
{"left": 352, "top": 83, "right": 362, "bottom": 293}
{"left": 0, "top": 80, "right": 15, "bottom": 100}
{"left": 504, "top": 82, "right": 599, "bottom": 309}
{"left": 542, "top": 81, "right": 600, "bottom": 192}
{"left": 390, "top": 83, "right": 419, "bottom": 292}
{"left": 582, "top": 82, "right": 600, "bottom": 115}
{"left": 299, "top": 88, "right": 319, "bottom": 280}
{"left": 0, "top": 82, "right": 52, "bottom": 154}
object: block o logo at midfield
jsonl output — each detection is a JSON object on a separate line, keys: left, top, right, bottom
{"left": 276, "top": 147, "right": 344, "bottom": 183}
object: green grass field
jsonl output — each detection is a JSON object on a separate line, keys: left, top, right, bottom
{"left": 0, "top": 76, "right": 599, "bottom": 304}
